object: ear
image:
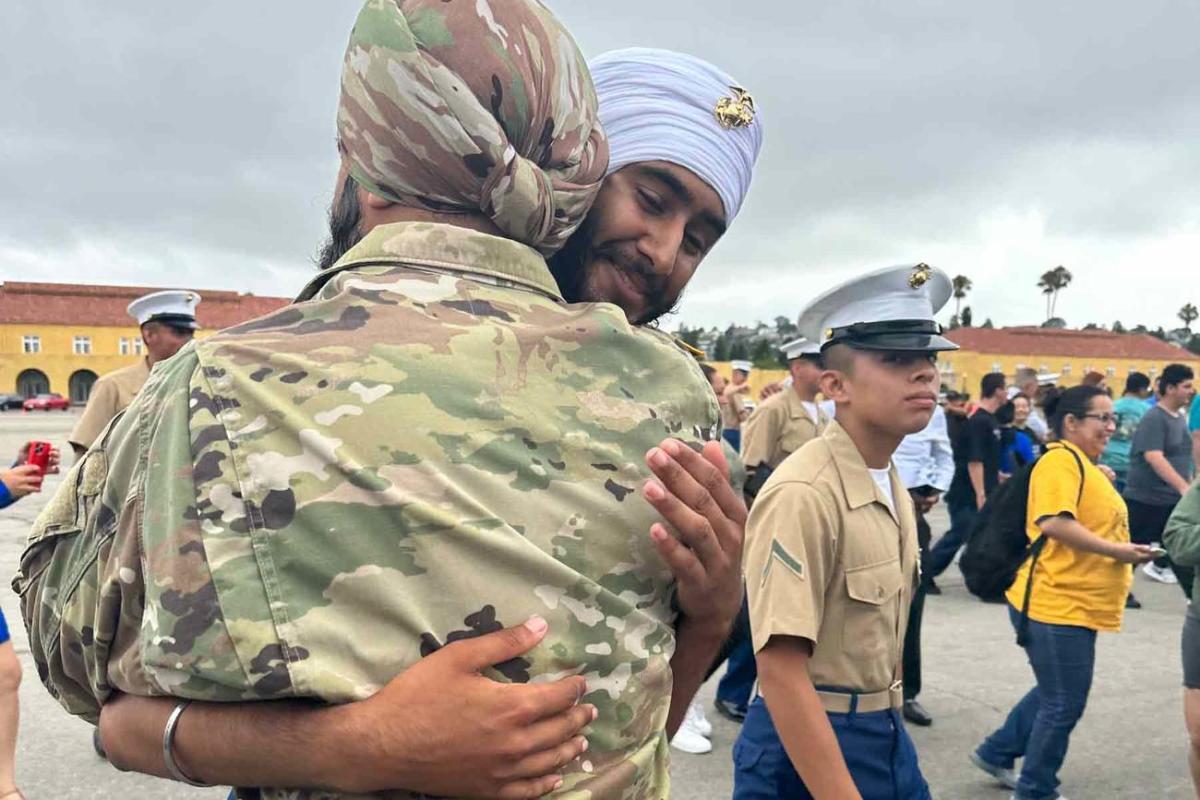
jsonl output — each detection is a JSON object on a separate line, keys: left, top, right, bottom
{"left": 362, "top": 188, "right": 395, "bottom": 210}
{"left": 820, "top": 369, "right": 848, "bottom": 403}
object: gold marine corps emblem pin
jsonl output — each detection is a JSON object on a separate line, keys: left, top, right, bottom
{"left": 908, "top": 263, "right": 932, "bottom": 289}
{"left": 714, "top": 86, "right": 756, "bottom": 129}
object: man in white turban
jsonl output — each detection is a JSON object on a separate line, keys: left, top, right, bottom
{"left": 550, "top": 47, "right": 765, "bottom": 326}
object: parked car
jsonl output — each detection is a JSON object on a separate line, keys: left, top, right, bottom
{"left": 0, "top": 394, "right": 24, "bottom": 411}
{"left": 23, "top": 393, "right": 71, "bottom": 412}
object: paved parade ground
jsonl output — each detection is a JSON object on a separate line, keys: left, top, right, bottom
{"left": 0, "top": 411, "right": 1193, "bottom": 798}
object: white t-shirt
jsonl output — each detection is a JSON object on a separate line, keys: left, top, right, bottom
{"left": 801, "top": 400, "right": 820, "bottom": 424}
{"left": 869, "top": 467, "right": 895, "bottom": 512}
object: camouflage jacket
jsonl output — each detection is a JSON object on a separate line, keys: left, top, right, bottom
{"left": 15, "top": 222, "right": 719, "bottom": 800}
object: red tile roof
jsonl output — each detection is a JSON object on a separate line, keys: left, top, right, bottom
{"left": 945, "top": 326, "right": 1197, "bottom": 361}
{"left": 0, "top": 281, "right": 290, "bottom": 330}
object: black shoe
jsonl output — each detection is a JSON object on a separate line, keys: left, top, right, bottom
{"left": 713, "top": 698, "right": 748, "bottom": 723}
{"left": 902, "top": 699, "right": 933, "bottom": 727}
{"left": 1126, "top": 593, "right": 1142, "bottom": 609}
{"left": 924, "top": 579, "right": 942, "bottom": 595}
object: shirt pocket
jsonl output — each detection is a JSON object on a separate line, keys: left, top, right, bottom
{"left": 842, "top": 557, "right": 904, "bottom": 662}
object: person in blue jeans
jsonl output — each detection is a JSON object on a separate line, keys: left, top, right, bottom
{"left": 972, "top": 386, "right": 1156, "bottom": 800}
{"left": 929, "top": 372, "right": 1007, "bottom": 584}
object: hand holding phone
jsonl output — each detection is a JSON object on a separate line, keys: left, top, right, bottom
{"left": 24, "top": 441, "right": 53, "bottom": 476}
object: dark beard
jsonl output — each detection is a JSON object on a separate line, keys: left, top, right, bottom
{"left": 548, "top": 224, "right": 680, "bottom": 326}
{"left": 315, "top": 173, "right": 365, "bottom": 271}
{"left": 548, "top": 223, "right": 592, "bottom": 305}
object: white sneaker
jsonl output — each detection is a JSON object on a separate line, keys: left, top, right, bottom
{"left": 670, "top": 718, "right": 713, "bottom": 755}
{"left": 1143, "top": 562, "right": 1179, "bottom": 584}
{"left": 686, "top": 700, "right": 713, "bottom": 737}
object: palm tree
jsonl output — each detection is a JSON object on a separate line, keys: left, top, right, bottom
{"left": 951, "top": 275, "right": 972, "bottom": 320}
{"left": 1180, "top": 303, "right": 1199, "bottom": 332}
{"left": 1038, "top": 272, "right": 1055, "bottom": 320}
{"left": 1036, "top": 266, "right": 1073, "bottom": 320}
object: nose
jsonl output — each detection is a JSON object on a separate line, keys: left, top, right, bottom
{"left": 637, "top": 220, "right": 685, "bottom": 278}
{"left": 913, "top": 359, "right": 938, "bottom": 384}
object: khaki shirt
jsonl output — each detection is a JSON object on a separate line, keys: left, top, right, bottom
{"left": 745, "top": 421, "right": 919, "bottom": 694}
{"left": 721, "top": 386, "right": 747, "bottom": 431}
{"left": 68, "top": 359, "right": 151, "bottom": 451}
{"left": 741, "top": 389, "right": 829, "bottom": 472}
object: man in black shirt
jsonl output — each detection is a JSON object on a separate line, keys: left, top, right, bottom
{"left": 929, "top": 373, "right": 1006, "bottom": 580}
{"left": 944, "top": 391, "right": 970, "bottom": 456}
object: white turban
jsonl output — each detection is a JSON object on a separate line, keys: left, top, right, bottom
{"left": 589, "top": 47, "right": 764, "bottom": 223}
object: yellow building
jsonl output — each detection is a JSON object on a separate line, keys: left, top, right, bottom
{"left": 940, "top": 326, "right": 1200, "bottom": 395}
{"left": 0, "top": 282, "right": 289, "bottom": 402}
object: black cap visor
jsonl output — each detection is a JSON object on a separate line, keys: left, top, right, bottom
{"left": 822, "top": 319, "right": 958, "bottom": 353}
{"left": 144, "top": 313, "right": 200, "bottom": 331}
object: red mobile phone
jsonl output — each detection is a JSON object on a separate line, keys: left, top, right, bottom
{"left": 25, "top": 441, "right": 52, "bottom": 475}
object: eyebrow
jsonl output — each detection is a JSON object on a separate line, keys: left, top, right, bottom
{"left": 640, "top": 165, "right": 728, "bottom": 239}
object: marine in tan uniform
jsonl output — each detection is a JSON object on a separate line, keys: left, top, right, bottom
{"left": 741, "top": 337, "right": 829, "bottom": 501}
{"left": 721, "top": 359, "right": 753, "bottom": 451}
{"left": 68, "top": 290, "right": 199, "bottom": 455}
{"left": 732, "top": 264, "right": 959, "bottom": 800}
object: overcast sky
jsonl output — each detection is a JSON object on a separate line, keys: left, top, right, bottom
{"left": 4, "top": 1, "right": 1199, "bottom": 332}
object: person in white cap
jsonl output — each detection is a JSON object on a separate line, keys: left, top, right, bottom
{"left": 734, "top": 263, "right": 957, "bottom": 800}
{"left": 742, "top": 339, "right": 829, "bottom": 500}
{"left": 711, "top": 338, "right": 830, "bottom": 730}
{"left": 715, "top": 360, "right": 756, "bottom": 451}
{"left": 68, "top": 289, "right": 199, "bottom": 456}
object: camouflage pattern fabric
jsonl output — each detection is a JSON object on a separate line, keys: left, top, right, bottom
{"left": 339, "top": 0, "right": 608, "bottom": 256}
{"left": 16, "top": 222, "right": 719, "bottom": 800}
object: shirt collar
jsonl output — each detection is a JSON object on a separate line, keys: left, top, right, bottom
{"left": 295, "top": 222, "right": 562, "bottom": 302}
{"left": 824, "top": 421, "right": 885, "bottom": 510}
{"left": 784, "top": 389, "right": 817, "bottom": 422}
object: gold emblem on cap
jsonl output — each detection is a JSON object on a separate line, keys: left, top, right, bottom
{"left": 908, "top": 263, "right": 932, "bottom": 289}
{"left": 714, "top": 86, "right": 756, "bottom": 129}
{"left": 824, "top": 328, "right": 834, "bottom": 341}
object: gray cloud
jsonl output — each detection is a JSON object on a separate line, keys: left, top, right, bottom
{"left": 3, "top": 1, "right": 1199, "bottom": 332}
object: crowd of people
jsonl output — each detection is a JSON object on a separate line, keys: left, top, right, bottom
{"left": 3, "top": 1, "right": 1199, "bottom": 799}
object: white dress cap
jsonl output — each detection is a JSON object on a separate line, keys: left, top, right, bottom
{"left": 781, "top": 338, "right": 821, "bottom": 360}
{"left": 127, "top": 290, "right": 201, "bottom": 329}
{"left": 796, "top": 264, "right": 958, "bottom": 352}
{"left": 731, "top": 360, "right": 753, "bottom": 373}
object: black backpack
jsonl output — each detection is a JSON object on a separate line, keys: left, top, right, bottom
{"left": 959, "top": 443, "right": 1085, "bottom": 644}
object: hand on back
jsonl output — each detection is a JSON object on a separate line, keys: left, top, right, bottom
{"left": 337, "top": 617, "right": 594, "bottom": 798}
{"left": 642, "top": 439, "right": 748, "bottom": 636}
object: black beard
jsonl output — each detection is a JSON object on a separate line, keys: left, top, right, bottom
{"left": 548, "top": 224, "right": 680, "bottom": 326}
{"left": 548, "top": 222, "right": 592, "bottom": 305}
{"left": 315, "top": 173, "right": 365, "bottom": 271}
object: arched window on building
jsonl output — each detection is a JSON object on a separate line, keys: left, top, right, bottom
{"left": 16, "top": 369, "right": 50, "bottom": 398}
{"left": 69, "top": 370, "right": 99, "bottom": 404}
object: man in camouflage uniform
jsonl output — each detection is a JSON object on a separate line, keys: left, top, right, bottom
{"left": 18, "top": 4, "right": 762, "bottom": 799}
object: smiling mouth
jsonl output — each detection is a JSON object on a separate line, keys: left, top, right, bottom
{"left": 608, "top": 262, "right": 647, "bottom": 307}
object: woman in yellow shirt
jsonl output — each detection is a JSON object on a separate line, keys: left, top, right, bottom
{"left": 972, "top": 385, "right": 1157, "bottom": 800}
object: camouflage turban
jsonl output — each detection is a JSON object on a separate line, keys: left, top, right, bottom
{"left": 337, "top": 0, "right": 609, "bottom": 256}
